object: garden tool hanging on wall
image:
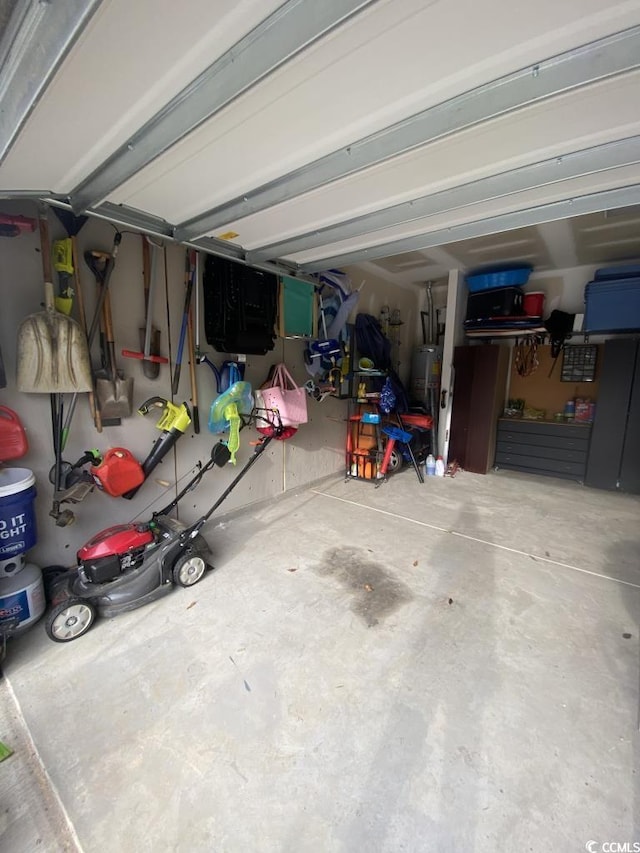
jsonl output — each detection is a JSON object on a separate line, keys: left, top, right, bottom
{"left": 121, "top": 236, "right": 168, "bottom": 378}
{"left": 172, "top": 250, "right": 196, "bottom": 398}
{"left": 17, "top": 208, "right": 93, "bottom": 527}
{"left": 51, "top": 207, "right": 99, "bottom": 436}
{"left": 17, "top": 209, "right": 92, "bottom": 394}
{"left": 52, "top": 232, "right": 124, "bottom": 450}
{"left": 46, "top": 445, "right": 146, "bottom": 517}
{"left": 122, "top": 397, "right": 192, "bottom": 499}
{"left": 185, "top": 251, "right": 200, "bottom": 434}
{"left": 86, "top": 241, "right": 134, "bottom": 421}
{"left": 52, "top": 237, "right": 74, "bottom": 315}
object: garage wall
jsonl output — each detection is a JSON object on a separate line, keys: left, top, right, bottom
{"left": 0, "top": 209, "right": 418, "bottom": 567}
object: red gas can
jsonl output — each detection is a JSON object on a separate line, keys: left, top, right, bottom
{"left": 0, "top": 406, "right": 28, "bottom": 462}
{"left": 92, "top": 448, "right": 144, "bottom": 497}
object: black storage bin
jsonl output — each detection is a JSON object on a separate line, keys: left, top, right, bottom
{"left": 203, "top": 255, "right": 278, "bottom": 355}
{"left": 466, "top": 286, "right": 524, "bottom": 320}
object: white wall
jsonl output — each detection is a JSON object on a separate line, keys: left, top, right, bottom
{"left": 0, "top": 210, "right": 416, "bottom": 568}
{"left": 522, "top": 265, "right": 598, "bottom": 317}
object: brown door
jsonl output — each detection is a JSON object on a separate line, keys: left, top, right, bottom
{"left": 449, "top": 345, "right": 509, "bottom": 473}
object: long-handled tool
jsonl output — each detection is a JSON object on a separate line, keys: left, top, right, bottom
{"left": 98, "top": 285, "right": 134, "bottom": 420}
{"left": 51, "top": 208, "right": 100, "bottom": 442}
{"left": 17, "top": 208, "right": 91, "bottom": 525}
{"left": 185, "top": 251, "right": 200, "bottom": 433}
{"left": 17, "top": 208, "right": 92, "bottom": 395}
{"left": 59, "top": 237, "right": 122, "bottom": 441}
{"left": 70, "top": 229, "right": 101, "bottom": 435}
{"left": 122, "top": 237, "right": 168, "bottom": 377}
{"left": 172, "top": 251, "right": 195, "bottom": 398}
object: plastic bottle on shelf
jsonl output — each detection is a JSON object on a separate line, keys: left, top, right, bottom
{"left": 425, "top": 454, "right": 436, "bottom": 477}
{"left": 435, "top": 456, "right": 445, "bottom": 477}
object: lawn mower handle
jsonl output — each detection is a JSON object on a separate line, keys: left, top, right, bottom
{"left": 156, "top": 442, "right": 230, "bottom": 518}
{"left": 186, "top": 435, "right": 273, "bottom": 539}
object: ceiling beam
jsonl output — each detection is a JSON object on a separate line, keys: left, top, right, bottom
{"left": 247, "top": 136, "right": 640, "bottom": 262}
{"left": 175, "top": 25, "right": 640, "bottom": 241}
{"left": 352, "top": 261, "right": 424, "bottom": 292}
{"left": 42, "top": 198, "right": 316, "bottom": 283}
{"left": 0, "top": 0, "right": 102, "bottom": 164}
{"left": 417, "top": 246, "right": 465, "bottom": 272}
{"left": 70, "top": 0, "right": 376, "bottom": 214}
{"left": 536, "top": 219, "right": 579, "bottom": 268}
{"left": 296, "top": 185, "right": 640, "bottom": 272}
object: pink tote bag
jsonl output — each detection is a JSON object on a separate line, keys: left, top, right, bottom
{"left": 260, "top": 364, "right": 308, "bottom": 426}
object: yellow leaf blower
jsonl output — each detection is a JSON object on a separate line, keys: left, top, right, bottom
{"left": 122, "top": 397, "right": 191, "bottom": 499}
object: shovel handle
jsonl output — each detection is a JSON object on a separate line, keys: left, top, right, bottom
{"left": 102, "top": 290, "right": 118, "bottom": 380}
{"left": 38, "top": 210, "right": 53, "bottom": 283}
{"left": 186, "top": 301, "right": 199, "bottom": 434}
{"left": 122, "top": 349, "right": 168, "bottom": 364}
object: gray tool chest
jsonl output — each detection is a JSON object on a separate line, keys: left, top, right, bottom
{"left": 495, "top": 418, "right": 592, "bottom": 482}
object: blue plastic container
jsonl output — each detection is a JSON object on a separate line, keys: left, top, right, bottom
{"left": 0, "top": 468, "right": 37, "bottom": 559}
{"left": 594, "top": 264, "right": 640, "bottom": 281}
{"left": 466, "top": 265, "right": 532, "bottom": 293}
{"left": 583, "top": 278, "right": 640, "bottom": 334}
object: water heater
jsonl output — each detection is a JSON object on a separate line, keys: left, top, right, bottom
{"left": 410, "top": 345, "right": 442, "bottom": 410}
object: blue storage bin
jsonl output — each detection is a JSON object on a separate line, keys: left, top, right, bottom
{"left": 584, "top": 278, "right": 640, "bottom": 333}
{"left": 466, "top": 265, "right": 532, "bottom": 292}
{"left": 594, "top": 264, "right": 640, "bottom": 281}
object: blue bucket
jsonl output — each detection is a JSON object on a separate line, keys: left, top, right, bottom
{"left": 0, "top": 468, "right": 37, "bottom": 558}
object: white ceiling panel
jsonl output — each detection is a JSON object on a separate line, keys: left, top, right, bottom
{"left": 0, "top": 0, "right": 285, "bottom": 191}
{"left": 108, "top": 0, "right": 640, "bottom": 223}
{"left": 205, "top": 71, "right": 640, "bottom": 249}
{"left": 285, "top": 163, "right": 640, "bottom": 264}
{"left": 1, "top": 0, "right": 640, "bottom": 278}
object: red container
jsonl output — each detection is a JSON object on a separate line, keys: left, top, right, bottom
{"left": 0, "top": 406, "right": 28, "bottom": 462}
{"left": 523, "top": 291, "right": 545, "bottom": 317}
{"left": 92, "top": 448, "right": 144, "bottom": 497}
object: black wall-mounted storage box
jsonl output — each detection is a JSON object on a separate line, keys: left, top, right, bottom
{"left": 466, "top": 286, "right": 524, "bottom": 320}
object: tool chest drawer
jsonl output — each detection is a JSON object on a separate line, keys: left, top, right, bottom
{"left": 495, "top": 419, "right": 592, "bottom": 482}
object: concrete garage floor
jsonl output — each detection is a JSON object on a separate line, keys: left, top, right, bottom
{"left": 2, "top": 468, "right": 640, "bottom": 852}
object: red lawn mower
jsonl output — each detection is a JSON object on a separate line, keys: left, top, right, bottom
{"left": 44, "top": 433, "right": 275, "bottom": 642}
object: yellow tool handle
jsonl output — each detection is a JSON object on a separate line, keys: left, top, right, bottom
{"left": 53, "top": 238, "right": 74, "bottom": 274}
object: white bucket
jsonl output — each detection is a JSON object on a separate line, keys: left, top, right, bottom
{"left": 0, "top": 562, "right": 45, "bottom": 634}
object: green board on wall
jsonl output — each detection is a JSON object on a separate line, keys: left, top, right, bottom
{"left": 279, "top": 277, "right": 316, "bottom": 338}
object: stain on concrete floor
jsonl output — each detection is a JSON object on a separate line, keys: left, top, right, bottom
{"left": 315, "top": 546, "right": 413, "bottom": 626}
